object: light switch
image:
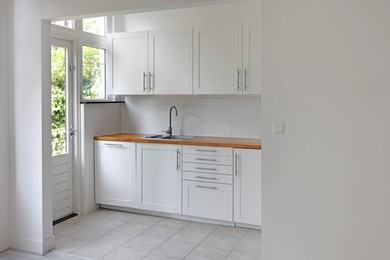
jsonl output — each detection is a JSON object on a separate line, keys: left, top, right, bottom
{"left": 272, "top": 122, "right": 285, "bottom": 134}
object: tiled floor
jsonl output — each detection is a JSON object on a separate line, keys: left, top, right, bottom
{"left": 0, "top": 209, "right": 261, "bottom": 260}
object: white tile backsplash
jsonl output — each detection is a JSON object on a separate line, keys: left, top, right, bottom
{"left": 121, "top": 96, "right": 261, "bottom": 138}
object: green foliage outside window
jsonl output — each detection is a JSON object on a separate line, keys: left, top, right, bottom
{"left": 51, "top": 45, "right": 106, "bottom": 155}
{"left": 82, "top": 46, "right": 105, "bottom": 99}
{"left": 51, "top": 46, "right": 67, "bottom": 156}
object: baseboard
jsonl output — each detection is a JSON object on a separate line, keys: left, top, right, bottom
{"left": 11, "top": 235, "right": 55, "bottom": 255}
{"left": 0, "top": 235, "right": 10, "bottom": 253}
{"left": 81, "top": 202, "right": 99, "bottom": 215}
{"left": 43, "top": 235, "right": 55, "bottom": 254}
{"left": 100, "top": 204, "right": 235, "bottom": 226}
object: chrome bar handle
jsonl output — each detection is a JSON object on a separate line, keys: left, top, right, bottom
{"left": 143, "top": 72, "right": 147, "bottom": 92}
{"left": 148, "top": 72, "right": 153, "bottom": 92}
{"left": 235, "top": 153, "right": 239, "bottom": 177}
{"left": 237, "top": 69, "right": 241, "bottom": 91}
{"left": 244, "top": 68, "right": 248, "bottom": 91}
{"left": 195, "top": 158, "right": 217, "bottom": 162}
{"left": 195, "top": 167, "right": 217, "bottom": 171}
{"left": 195, "top": 185, "right": 217, "bottom": 190}
{"left": 195, "top": 149, "right": 217, "bottom": 153}
{"left": 195, "top": 176, "right": 217, "bottom": 180}
{"left": 176, "top": 149, "right": 180, "bottom": 171}
{"left": 104, "top": 143, "right": 123, "bottom": 147}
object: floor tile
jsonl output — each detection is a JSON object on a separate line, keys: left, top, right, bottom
{"left": 183, "top": 222, "right": 218, "bottom": 233}
{"left": 148, "top": 239, "right": 197, "bottom": 258}
{"left": 142, "top": 225, "right": 180, "bottom": 240}
{"left": 170, "top": 229, "right": 210, "bottom": 244}
{"left": 185, "top": 245, "right": 231, "bottom": 260}
{"left": 201, "top": 226, "right": 248, "bottom": 250}
{"left": 0, "top": 209, "right": 263, "bottom": 260}
{"left": 235, "top": 230, "right": 261, "bottom": 255}
{"left": 226, "top": 251, "right": 261, "bottom": 260}
{"left": 156, "top": 218, "right": 190, "bottom": 229}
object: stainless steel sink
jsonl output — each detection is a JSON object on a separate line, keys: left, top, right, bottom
{"left": 145, "top": 135, "right": 196, "bottom": 140}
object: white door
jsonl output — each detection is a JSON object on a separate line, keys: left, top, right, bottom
{"left": 234, "top": 149, "right": 262, "bottom": 226}
{"left": 137, "top": 143, "right": 182, "bottom": 214}
{"left": 149, "top": 28, "right": 193, "bottom": 94}
{"left": 243, "top": 25, "right": 261, "bottom": 94}
{"left": 109, "top": 32, "right": 148, "bottom": 95}
{"left": 51, "top": 38, "right": 74, "bottom": 221}
{"left": 194, "top": 25, "right": 243, "bottom": 94}
{"left": 95, "top": 141, "right": 138, "bottom": 208}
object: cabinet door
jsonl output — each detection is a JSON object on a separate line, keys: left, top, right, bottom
{"left": 95, "top": 141, "right": 138, "bottom": 208}
{"left": 234, "top": 149, "right": 261, "bottom": 226}
{"left": 183, "top": 180, "right": 233, "bottom": 221}
{"left": 243, "top": 26, "right": 261, "bottom": 94}
{"left": 109, "top": 32, "right": 148, "bottom": 95}
{"left": 194, "top": 25, "right": 243, "bottom": 94}
{"left": 149, "top": 28, "right": 193, "bottom": 94}
{"left": 137, "top": 143, "right": 182, "bottom": 214}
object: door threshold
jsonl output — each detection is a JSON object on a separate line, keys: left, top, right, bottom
{"left": 53, "top": 213, "right": 78, "bottom": 225}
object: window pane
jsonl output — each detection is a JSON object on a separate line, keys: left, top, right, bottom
{"left": 52, "top": 20, "right": 74, "bottom": 29}
{"left": 82, "top": 17, "right": 105, "bottom": 36}
{"left": 51, "top": 46, "right": 68, "bottom": 156}
{"left": 82, "top": 46, "right": 106, "bottom": 99}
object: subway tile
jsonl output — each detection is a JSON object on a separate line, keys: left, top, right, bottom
{"left": 231, "top": 122, "right": 261, "bottom": 138}
{"left": 200, "top": 121, "right": 232, "bottom": 137}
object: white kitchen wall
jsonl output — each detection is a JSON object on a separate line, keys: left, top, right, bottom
{"left": 114, "top": 0, "right": 260, "bottom": 32}
{"left": 0, "top": 0, "right": 10, "bottom": 253}
{"left": 80, "top": 103, "right": 121, "bottom": 215}
{"left": 262, "top": 0, "right": 390, "bottom": 259}
{"left": 122, "top": 96, "right": 261, "bottom": 138}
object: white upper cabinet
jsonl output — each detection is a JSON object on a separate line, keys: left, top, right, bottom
{"left": 194, "top": 25, "right": 243, "bottom": 94}
{"left": 109, "top": 28, "right": 193, "bottom": 95}
{"left": 149, "top": 28, "right": 193, "bottom": 94}
{"left": 109, "top": 32, "right": 148, "bottom": 95}
{"left": 243, "top": 25, "right": 261, "bottom": 94}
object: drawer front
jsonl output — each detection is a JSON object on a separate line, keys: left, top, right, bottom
{"left": 183, "top": 162, "right": 233, "bottom": 175}
{"left": 183, "top": 153, "right": 232, "bottom": 166}
{"left": 183, "top": 172, "right": 233, "bottom": 184}
{"left": 183, "top": 145, "right": 233, "bottom": 157}
{"left": 182, "top": 180, "right": 233, "bottom": 221}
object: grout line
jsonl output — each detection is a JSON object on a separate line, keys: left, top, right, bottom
{"left": 224, "top": 228, "right": 250, "bottom": 259}
{"left": 182, "top": 223, "right": 219, "bottom": 259}
{"left": 140, "top": 218, "right": 189, "bottom": 259}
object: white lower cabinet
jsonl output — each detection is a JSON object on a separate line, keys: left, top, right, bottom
{"left": 234, "top": 148, "right": 262, "bottom": 226}
{"left": 137, "top": 143, "right": 182, "bottom": 214}
{"left": 182, "top": 145, "right": 233, "bottom": 221}
{"left": 95, "top": 141, "right": 138, "bottom": 208}
{"left": 95, "top": 141, "right": 261, "bottom": 227}
{"left": 183, "top": 181, "right": 233, "bottom": 221}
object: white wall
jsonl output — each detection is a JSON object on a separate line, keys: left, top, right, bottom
{"left": 0, "top": 0, "right": 10, "bottom": 252}
{"left": 262, "top": 0, "right": 390, "bottom": 259}
{"left": 115, "top": 0, "right": 260, "bottom": 32}
{"left": 80, "top": 104, "right": 121, "bottom": 215}
{"left": 122, "top": 96, "right": 261, "bottom": 138}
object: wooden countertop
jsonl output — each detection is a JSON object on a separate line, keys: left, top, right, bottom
{"left": 94, "top": 133, "right": 261, "bottom": 149}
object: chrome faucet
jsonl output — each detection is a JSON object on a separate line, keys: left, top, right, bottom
{"left": 163, "top": 106, "right": 178, "bottom": 137}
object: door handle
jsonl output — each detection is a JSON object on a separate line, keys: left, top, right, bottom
{"left": 195, "top": 185, "right": 217, "bottom": 190}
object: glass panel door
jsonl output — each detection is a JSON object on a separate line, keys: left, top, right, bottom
{"left": 51, "top": 38, "right": 74, "bottom": 221}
